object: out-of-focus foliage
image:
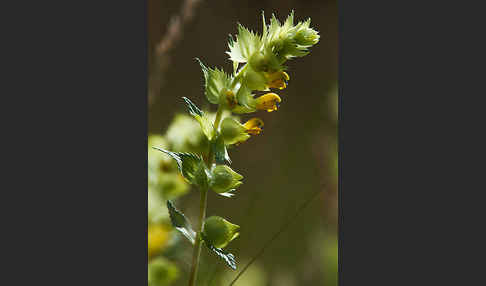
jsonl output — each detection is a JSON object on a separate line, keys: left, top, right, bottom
{"left": 148, "top": 113, "right": 210, "bottom": 284}
{"left": 148, "top": 224, "right": 171, "bottom": 259}
{"left": 148, "top": 110, "right": 243, "bottom": 284}
{"left": 166, "top": 114, "right": 208, "bottom": 154}
{"left": 148, "top": 257, "right": 180, "bottom": 286}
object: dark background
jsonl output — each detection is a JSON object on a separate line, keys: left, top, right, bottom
{"left": 148, "top": 0, "right": 338, "bottom": 285}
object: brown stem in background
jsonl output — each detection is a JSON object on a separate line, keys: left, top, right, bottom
{"left": 149, "top": 0, "right": 202, "bottom": 108}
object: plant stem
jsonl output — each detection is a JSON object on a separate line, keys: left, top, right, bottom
{"left": 214, "top": 104, "right": 224, "bottom": 130}
{"left": 188, "top": 104, "right": 224, "bottom": 286}
{"left": 188, "top": 187, "right": 208, "bottom": 286}
{"left": 230, "top": 63, "right": 248, "bottom": 90}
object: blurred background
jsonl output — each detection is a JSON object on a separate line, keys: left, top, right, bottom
{"left": 148, "top": 0, "right": 337, "bottom": 285}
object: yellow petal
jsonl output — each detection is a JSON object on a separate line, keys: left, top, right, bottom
{"left": 255, "top": 93, "right": 282, "bottom": 112}
{"left": 243, "top": 118, "right": 264, "bottom": 135}
{"left": 265, "top": 71, "right": 290, "bottom": 90}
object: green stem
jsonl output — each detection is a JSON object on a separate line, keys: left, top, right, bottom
{"left": 188, "top": 104, "right": 224, "bottom": 286}
{"left": 214, "top": 105, "right": 224, "bottom": 131}
{"left": 188, "top": 187, "right": 208, "bottom": 286}
{"left": 230, "top": 63, "right": 249, "bottom": 90}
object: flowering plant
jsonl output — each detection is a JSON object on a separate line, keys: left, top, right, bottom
{"left": 152, "top": 11, "right": 319, "bottom": 286}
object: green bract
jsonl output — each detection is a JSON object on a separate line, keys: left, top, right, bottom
{"left": 197, "top": 58, "right": 232, "bottom": 105}
{"left": 209, "top": 164, "right": 243, "bottom": 194}
{"left": 227, "top": 24, "right": 262, "bottom": 64}
{"left": 203, "top": 216, "right": 240, "bottom": 249}
{"left": 153, "top": 148, "right": 205, "bottom": 186}
{"left": 220, "top": 117, "right": 250, "bottom": 145}
{"left": 262, "top": 11, "right": 319, "bottom": 62}
{"left": 183, "top": 97, "right": 214, "bottom": 140}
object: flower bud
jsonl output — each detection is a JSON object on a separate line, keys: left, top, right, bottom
{"left": 294, "top": 21, "right": 320, "bottom": 46}
{"left": 203, "top": 216, "right": 240, "bottom": 248}
{"left": 209, "top": 165, "right": 243, "bottom": 193}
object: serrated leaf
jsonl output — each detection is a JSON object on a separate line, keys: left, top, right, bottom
{"left": 202, "top": 233, "right": 237, "bottom": 270}
{"left": 152, "top": 147, "right": 202, "bottom": 185}
{"left": 212, "top": 132, "right": 231, "bottom": 165}
{"left": 182, "top": 97, "right": 214, "bottom": 139}
{"left": 196, "top": 58, "right": 232, "bottom": 104}
{"left": 182, "top": 96, "right": 203, "bottom": 117}
{"left": 227, "top": 24, "right": 262, "bottom": 63}
{"left": 264, "top": 14, "right": 282, "bottom": 45}
{"left": 167, "top": 200, "right": 196, "bottom": 244}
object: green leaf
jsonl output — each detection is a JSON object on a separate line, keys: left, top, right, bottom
{"left": 152, "top": 147, "right": 202, "bottom": 185}
{"left": 227, "top": 24, "right": 262, "bottom": 63}
{"left": 201, "top": 232, "right": 237, "bottom": 270}
{"left": 166, "top": 200, "right": 196, "bottom": 244}
{"left": 196, "top": 58, "right": 232, "bottom": 104}
{"left": 182, "top": 97, "right": 214, "bottom": 140}
{"left": 212, "top": 132, "right": 231, "bottom": 164}
{"left": 182, "top": 96, "right": 203, "bottom": 117}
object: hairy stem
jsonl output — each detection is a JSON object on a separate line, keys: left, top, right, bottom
{"left": 188, "top": 104, "right": 224, "bottom": 286}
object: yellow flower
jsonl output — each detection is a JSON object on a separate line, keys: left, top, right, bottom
{"left": 148, "top": 224, "right": 170, "bottom": 259}
{"left": 255, "top": 93, "right": 282, "bottom": 112}
{"left": 265, "top": 71, "right": 289, "bottom": 90}
{"left": 243, "top": 118, "right": 264, "bottom": 135}
{"left": 220, "top": 117, "right": 264, "bottom": 145}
